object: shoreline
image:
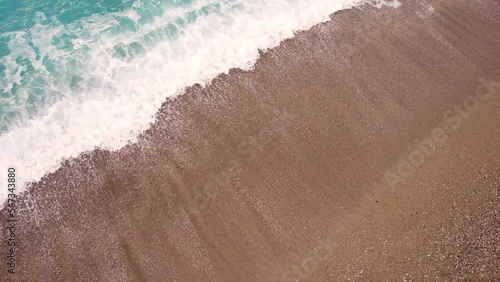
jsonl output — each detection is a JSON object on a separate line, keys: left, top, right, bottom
{"left": 2, "top": 0, "right": 500, "bottom": 280}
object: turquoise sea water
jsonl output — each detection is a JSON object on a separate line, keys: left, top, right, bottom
{"left": 0, "top": 0, "right": 226, "bottom": 132}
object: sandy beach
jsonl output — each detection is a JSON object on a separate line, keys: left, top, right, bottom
{"left": 2, "top": 0, "right": 499, "bottom": 280}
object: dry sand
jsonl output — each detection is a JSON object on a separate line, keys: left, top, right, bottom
{"left": 2, "top": 0, "right": 500, "bottom": 281}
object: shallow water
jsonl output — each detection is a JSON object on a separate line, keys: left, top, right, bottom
{"left": 0, "top": 0, "right": 403, "bottom": 203}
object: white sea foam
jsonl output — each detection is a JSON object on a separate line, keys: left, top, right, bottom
{"left": 0, "top": 0, "right": 401, "bottom": 203}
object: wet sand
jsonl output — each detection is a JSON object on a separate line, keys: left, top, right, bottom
{"left": 2, "top": 0, "right": 500, "bottom": 280}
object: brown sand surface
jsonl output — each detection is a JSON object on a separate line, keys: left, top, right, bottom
{"left": 2, "top": 0, "right": 500, "bottom": 281}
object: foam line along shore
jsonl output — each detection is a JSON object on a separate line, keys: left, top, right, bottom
{"left": 0, "top": 0, "right": 395, "bottom": 205}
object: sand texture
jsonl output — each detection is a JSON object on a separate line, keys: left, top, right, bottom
{"left": 2, "top": 0, "right": 500, "bottom": 281}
